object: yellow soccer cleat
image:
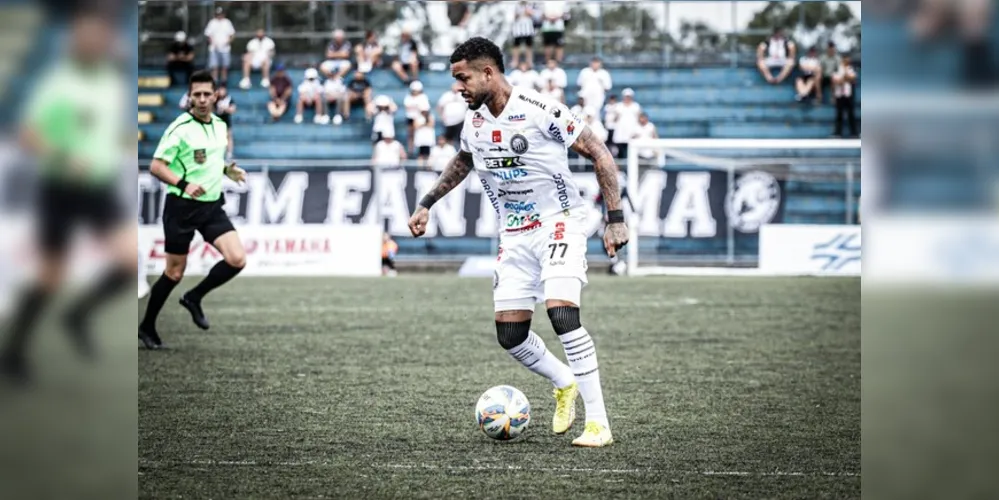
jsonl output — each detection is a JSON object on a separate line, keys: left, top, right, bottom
{"left": 571, "top": 421, "right": 614, "bottom": 447}
{"left": 551, "top": 382, "right": 578, "bottom": 434}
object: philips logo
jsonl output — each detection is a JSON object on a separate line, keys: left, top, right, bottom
{"left": 811, "top": 233, "right": 861, "bottom": 271}
{"left": 548, "top": 123, "right": 564, "bottom": 143}
{"left": 482, "top": 156, "right": 526, "bottom": 169}
{"left": 492, "top": 169, "right": 528, "bottom": 181}
{"left": 503, "top": 201, "right": 537, "bottom": 213}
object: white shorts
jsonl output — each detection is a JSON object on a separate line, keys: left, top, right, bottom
{"left": 248, "top": 52, "right": 270, "bottom": 69}
{"left": 320, "top": 59, "right": 352, "bottom": 75}
{"left": 493, "top": 212, "right": 589, "bottom": 311}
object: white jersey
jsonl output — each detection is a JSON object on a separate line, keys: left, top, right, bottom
{"left": 460, "top": 86, "right": 586, "bottom": 234}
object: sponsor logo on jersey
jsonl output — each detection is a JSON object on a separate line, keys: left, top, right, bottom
{"left": 510, "top": 134, "right": 529, "bottom": 154}
{"left": 492, "top": 130, "right": 502, "bottom": 143}
{"left": 488, "top": 146, "right": 508, "bottom": 152}
{"left": 498, "top": 188, "right": 534, "bottom": 197}
{"left": 482, "top": 156, "right": 526, "bottom": 169}
{"left": 548, "top": 123, "right": 565, "bottom": 143}
{"left": 491, "top": 168, "right": 529, "bottom": 182}
{"left": 505, "top": 213, "right": 541, "bottom": 232}
{"left": 194, "top": 148, "right": 207, "bottom": 164}
{"left": 472, "top": 112, "right": 484, "bottom": 128}
{"left": 551, "top": 107, "right": 561, "bottom": 118}
{"left": 508, "top": 113, "right": 526, "bottom": 122}
{"left": 479, "top": 178, "right": 500, "bottom": 212}
{"left": 503, "top": 201, "right": 537, "bottom": 213}
{"left": 725, "top": 170, "right": 781, "bottom": 233}
{"left": 566, "top": 122, "right": 575, "bottom": 136}
{"left": 518, "top": 94, "right": 547, "bottom": 110}
{"left": 551, "top": 221, "right": 566, "bottom": 241}
{"left": 552, "top": 173, "right": 571, "bottom": 209}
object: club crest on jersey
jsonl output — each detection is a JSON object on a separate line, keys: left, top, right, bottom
{"left": 472, "top": 112, "right": 484, "bottom": 128}
{"left": 492, "top": 130, "right": 502, "bottom": 143}
{"left": 193, "top": 148, "right": 207, "bottom": 164}
{"left": 510, "top": 134, "right": 529, "bottom": 154}
{"left": 508, "top": 113, "right": 526, "bottom": 122}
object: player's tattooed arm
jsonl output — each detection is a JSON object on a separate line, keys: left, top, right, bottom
{"left": 419, "top": 150, "right": 474, "bottom": 209}
{"left": 570, "top": 127, "right": 622, "bottom": 211}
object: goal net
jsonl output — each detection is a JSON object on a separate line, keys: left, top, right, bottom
{"left": 623, "top": 138, "right": 861, "bottom": 277}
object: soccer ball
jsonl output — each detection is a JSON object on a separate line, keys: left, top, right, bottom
{"left": 475, "top": 385, "right": 531, "bottom": 440}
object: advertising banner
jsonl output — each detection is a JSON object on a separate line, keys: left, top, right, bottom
{"left": 759, "top": 224, "right": 861, "bottom": 276}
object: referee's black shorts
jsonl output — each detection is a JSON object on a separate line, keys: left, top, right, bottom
{"left": 162, "top": 194, "right": 236, "bottom": 255}
{"left": 38, "top": 181, "right": 125, "bottom": 254}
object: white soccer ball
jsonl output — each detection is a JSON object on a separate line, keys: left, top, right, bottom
{"left": 475, "top": 385, "right": 531, "bottom": 440}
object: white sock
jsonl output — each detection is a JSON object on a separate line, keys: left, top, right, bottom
{"left": 507, "top": 331, "right": 575, "bottom": 389}
{"left": 559, "top": 327, "right": 609, "bottom": 428}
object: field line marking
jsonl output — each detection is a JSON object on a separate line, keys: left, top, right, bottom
{"left": 137, "top": 459, "right": 859, "bottom": 478}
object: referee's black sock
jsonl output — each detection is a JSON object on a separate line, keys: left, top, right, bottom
{"left": 67, "top": 266, "right": 131, "bottom": 321}
{"left": 140, "top": 274, "right": 180, "bottom": 331}
{"left": 1, "top": 287, "right": 50, "bottom": 359}
{"left": 185, "top": 261, "right": 243, "bottom": 301}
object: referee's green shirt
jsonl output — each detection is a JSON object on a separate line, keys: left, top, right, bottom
{"left": 21, "top": 59, "right": 125, "bottom": 187}
{"left": 152, "top": 112, "right": 229, "bottom": 202}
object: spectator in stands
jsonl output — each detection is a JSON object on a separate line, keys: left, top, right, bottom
{"left": 583, "top": 106, "right": 607, "bottom": 144}
{"left": 611, "top": 88, "right": 642, "bottom": 160}
{"left": 428, "top": 134, "right": 457, "bottom": 172}
{"left": 538, "top": 58, "right": 567, "bottom": 90}
{"left": 511, "top": 1, "right": 536, "bottom": 69}
{"left": 204, "top": 7, "right": 236, "bottom": 85}
{"left": 391, "top": 28, "right": 421, "bottom": 84}
{"left": 508, "top": 60, "right": 540, "bottom": 90}
{"left": 795, "top": 47, "right": 822, "bottom": 103}
{"left": 341, "top": 71, "right": 373, "bottom": 121}
{"left": 603, "top": 94, "right": 619, "bottom": 153}
{"left": 404, "top": 81, "right": 430, "bottom": 152}
{"left": 634, "top": 113, "right": 661, "bottom": 166}
{"left": 832, "top": 54, "right": 859, "bottom": 138}
{"left": 447, "top": 0, "right": 472, "bottom": 29}
{"left": 381, "top": 233, "right": 399, "bottom": 277}
{"left": 355, "top": 30, "right": 383, "bottom": 73}
{"left": 266, "top": 64, "right": 293, "bottom": 122}
{"left": 295, "top": 67, "right": 329, "bottom": 124}
{"left": 320, "top": 29, "right": 353, "bottom": 80}
{"left": 911, "top": 0, "right": 995, "bottom": 86}
{"left": 756, "top": 27, "right": 797, "bottom": 85}
{"left": 369, "top": 94, "right": 398, "bottom": 143}
{"left": 413, "top": 106, "right": 436, "bottom": 169}
{"left": 819, "top": 42, "right": 842, "bottom": 103}
{"left": 371, "top": 129, "right": 406, "bottom": 169}
{"left": 324, "top": 75, "right": 347, "bottom": 125}
{"left": 540, "top": 1, "right": 568, "bottom": 63}
{"left": 570, "top": 97, "right": 585, "bottom": 118}
{"left": 239, "top": 29, "right": 275, "bottom": 90}
{"left": 437, "top": 82, "right": 467, "bottom": 146}
{"left": 577, "top": 56, "right": 613, "bottom": 112}
{"left": 540, "top": 77, "right": 565, "bottom": 103}
{"left": 166, "top": 31, "right": 194, "bottom": 87}
{"left": 215, "top": 84, "right": 236, "bottom": 161}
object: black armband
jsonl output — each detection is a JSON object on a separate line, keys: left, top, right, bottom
{"left": 418, "top": 195, "right": 435, "bottom": 210}
{"left": 176, "top": 179, "right": 189, "bottom": 192}
{"left": 607, "top": 210, "right": 625, "bottom": 224}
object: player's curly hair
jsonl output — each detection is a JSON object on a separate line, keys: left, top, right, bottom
{"left": 449, "top": 37, "right": 505, "bottom": 74}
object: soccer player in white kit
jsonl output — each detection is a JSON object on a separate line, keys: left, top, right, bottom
{"left": 408, "top": 38, "right": 628, "bottom": 447}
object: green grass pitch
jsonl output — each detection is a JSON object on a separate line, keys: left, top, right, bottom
{"left": 139, "top": 275, "right": 860, "bottom": 499}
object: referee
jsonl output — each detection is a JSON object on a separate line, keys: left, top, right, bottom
{"left": 1, "top": 12, "right": 134, "bottom": 383}
{"left": 138, "top": 70, "right": 247, "bottom": 349}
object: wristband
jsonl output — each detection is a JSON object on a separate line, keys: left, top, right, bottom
{"left": 607, "top": 210, "right": 625, "bottom": 224}
{"left": 176, "top": 179, "right": 189, "bottom": 192}
{"left": 418, "top": 195, "right": 434, "bottom": 210}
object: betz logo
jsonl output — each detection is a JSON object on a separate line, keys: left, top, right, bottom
{"left": 492, "top": 130, "right": 502, "bottom": 143}
{"left": 498, "top": 188, "right": 534, "bottom": 197}
{"left": 518, "top": 94, "right": 546, "bottom": 110}
{"left": 482, "top": 156, "right": 525, "bottom": 169}
{"left": 503, "top": 201, "right": 537, "bottom": 213}
{"left": 508, "top": 113, "right": 526, "bottom": 122}
{"left": 491, "top": 169, "right": 528, "bottom": 181}
{"left": 548, "top": 123, "right": 564, "bottom": 143}
{"left": 472, "top": 112, "right": 484, "bottom": 128}
{"left": 726, "top": 171, "right": 780, "bottom": 233}
{"left": 811, "top": 233, "right": 861, "bottom": 271}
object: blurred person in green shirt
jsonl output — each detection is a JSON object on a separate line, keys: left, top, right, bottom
{"left": 138, "top": 70, "right": 247, "bottom": 350}
{"left": 1, "top": 11, "right": 134, "bottom": 383}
